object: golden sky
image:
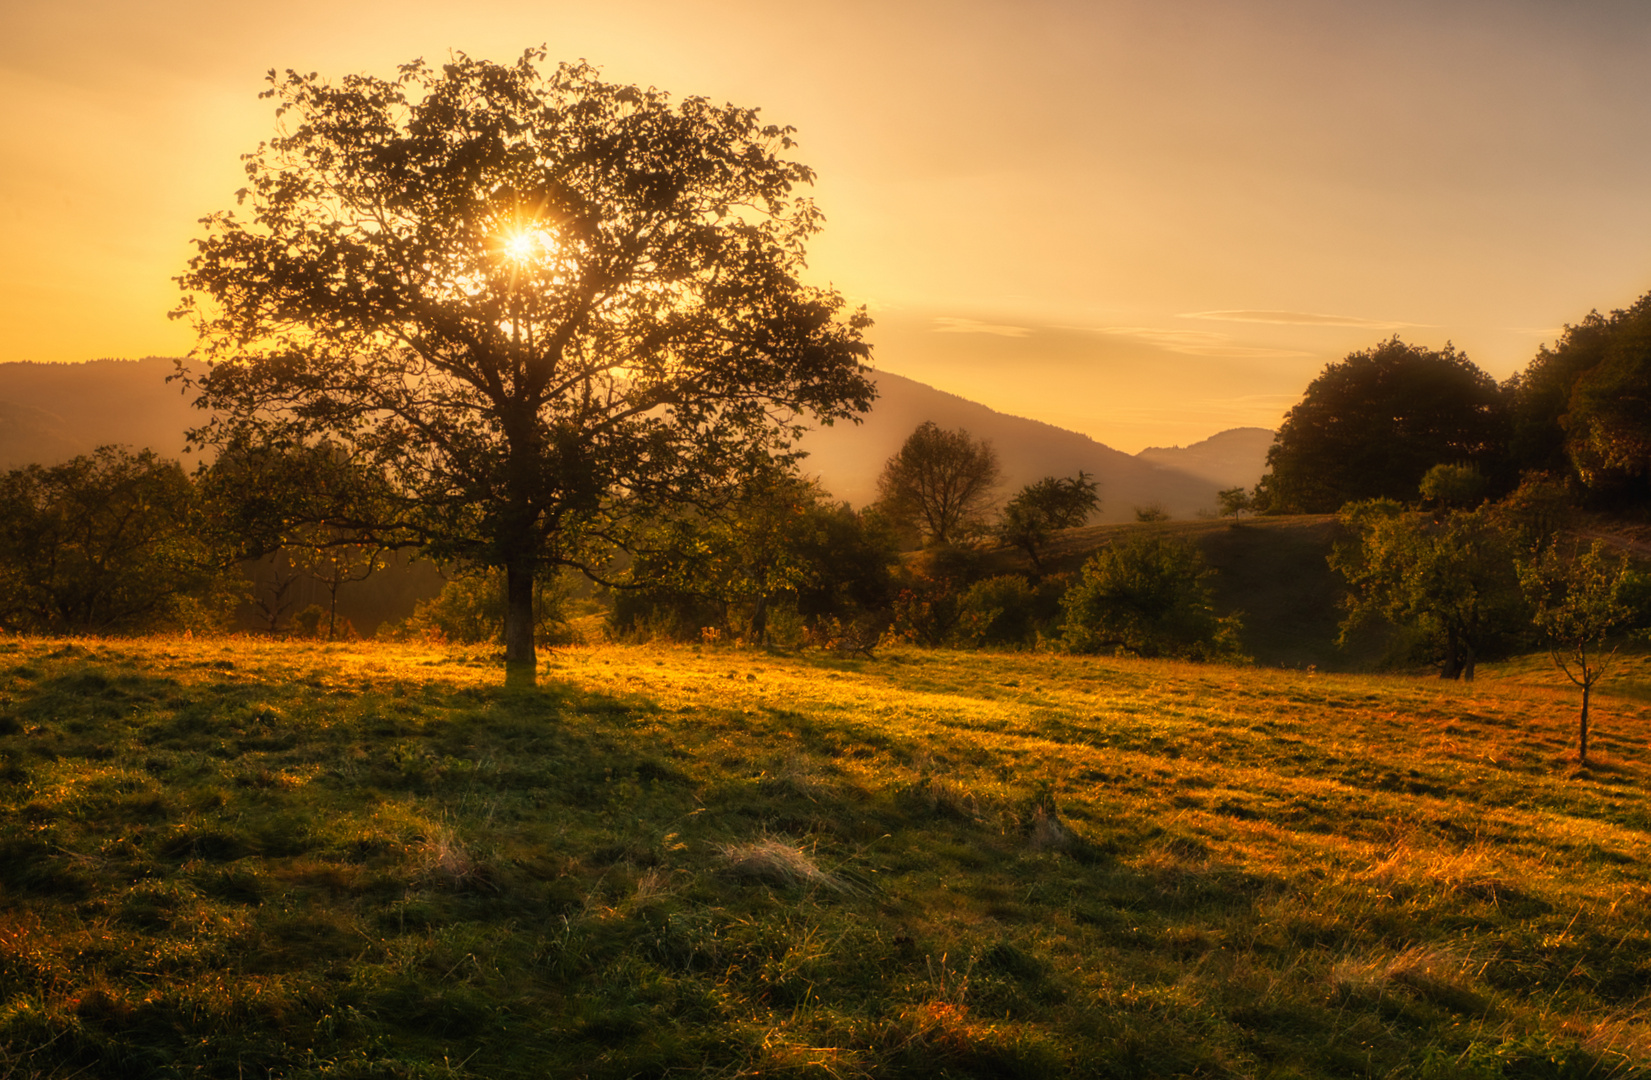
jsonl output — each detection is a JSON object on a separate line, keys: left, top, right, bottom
{"left": 4, "top": 0, "right": 1650, "bottom": 451}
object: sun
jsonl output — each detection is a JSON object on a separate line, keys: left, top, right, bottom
{"left": 502, "top": 230, "right": 540, "bottom": 262}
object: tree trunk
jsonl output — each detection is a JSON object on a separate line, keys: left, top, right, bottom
{"left": 1441, "top": 627, "right": 1462, "bottom": 680}
{"left": 1579, "top": 681, "right": 1591, "bottom": 766}
{"left": 504, "top": 553, "right": 537, "bottom": 688}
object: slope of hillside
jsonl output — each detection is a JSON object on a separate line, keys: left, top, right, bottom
{"left": 0, "top": 357, "right": 202, "bottom": 467}
{"left": 3, "top": 637, "right": 1648, "bottom": 1078}
{"left": 796, "top": 370, "right": 1228, "bottom": 521}
{"left": 1135, "top": 426, "right": 1274, "bottom": 490}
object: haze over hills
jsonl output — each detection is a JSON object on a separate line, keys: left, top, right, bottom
{"left": 795, "top": 371, "right": 1270, "bottom": 521}
{"left": 1135, "top": 427, "right": 1275, "bottom": 491}
{"left": 0, "top": 360, "right": 1272, "bottom": 521}
{"left": 0, "top": 357, "right": 202, "bottom": 469}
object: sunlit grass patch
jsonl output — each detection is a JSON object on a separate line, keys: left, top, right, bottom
{"left": 2, "top": 634, "right": 1651, "bottom": 1076}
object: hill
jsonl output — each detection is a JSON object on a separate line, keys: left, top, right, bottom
{"left": 1135, "top": 426, "right": 1275, "bottom": 490}
{"left": 2, "top": 636, "right": 1649, "bottom": 1077}
{"left": 0, "top": 357, "right": 202, "bottom": 469}
{"left": 795, "top": 370, "right": 1241, "bottom": 520}
{"left": 4, "top": 360, "right": 1253, "bottom": 522}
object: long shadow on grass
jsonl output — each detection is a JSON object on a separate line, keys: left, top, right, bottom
{"left": 0, "top": 654, "right": 1634, "bottom": 1080}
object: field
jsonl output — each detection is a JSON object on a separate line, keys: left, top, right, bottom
{"left": 2, "top": 636, "right": 1651, "bottom": 1078}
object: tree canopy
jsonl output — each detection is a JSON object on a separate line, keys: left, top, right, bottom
{"left": 1058, "top": 535, "right": 1242, "bottom": 661}
{"left": 0, "top": 447, "right": 234, "bottom": 635}
{"left": 175, "top": 51, "right": 874, "bottom": 680}
{"left": 1329, "top": 499, "right": 1527, "bottom": 680}
{"left": 875, "top": 422, "right": 1000, "bottom": 546}
{"left": 1260, "top": 338, "right": 1508, "bottom": 513}
{"left": 998, "top": 472, "right": 1099, "bottom": 573}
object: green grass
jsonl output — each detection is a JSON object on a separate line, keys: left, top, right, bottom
{"left": 2, "top": 635, "right": 1650, "bottom": 1077}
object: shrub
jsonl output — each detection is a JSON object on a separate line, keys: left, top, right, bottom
{"left": 1059, "top": 536, "right": 1242, "bottom": 660}
{"left": 952, "top": 574, "right": 1066, "bottom": 649}
{"left": 402, "top": 568, "right": 577, "bottom": 646}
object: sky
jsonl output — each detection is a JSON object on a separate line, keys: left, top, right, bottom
{"left": 3, "top": 0, "right": 1651, "bottom": 452}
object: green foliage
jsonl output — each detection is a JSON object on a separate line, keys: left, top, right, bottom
{"left": 998, "top": 472, "right": 1098, "bottom": 572}
{"left": 403, "top": 567, "right": 578, "bottom": 646}
{"left": 176, "top": 50, "right": 875, "bottom": 672}
{"left": 1518, "top": 540, "right": 1644, "bottom": 763}
{"left": 1264, "top": 338, "right": 1508, "bottom": 513}
{"left": 1508, "top": 290, "right": 1651, "bottom": 502}
{"left": 1059, "top": 535, "right": 1244, "bottom": 660}
{"left": 1330, "top": 501, "right": 1528, "bottom": 679}
{"left": 613, "top": 470, "right": 898, "bottom": 643}
{"left": 951, "top": 574, "right": 1067, "bottom": 649}
{"left": 876, "top": 422, "right": 1001, "bottom": 546}
{"left": 1418, "top": 463, "right": 1487, "bottom": 508}
{"left": 0, "top": 446, "right": 237, "bottom": 634}
{"left": 1133, "top": 503, "right": 1171, "bottom": 523}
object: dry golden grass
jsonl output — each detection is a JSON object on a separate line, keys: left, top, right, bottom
{"left": 2, "top": 632, "right": 1651, "bottom": 1077}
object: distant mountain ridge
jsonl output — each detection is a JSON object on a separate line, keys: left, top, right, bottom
{"left": 0, "top": 357, "right": 202, "bottom": 470}
{"left": 795, "top": 371, "right": 1269, "bottom": 522}
{"left": 1135, "top": 427, "right": 1275, "bottom": 491}
{"left": 0, "top": 359, "right": 1270, "bottom": 522}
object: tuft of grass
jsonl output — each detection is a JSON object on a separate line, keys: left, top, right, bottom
{"left": 719, "top": 836, "right": 854, "bottom": 894}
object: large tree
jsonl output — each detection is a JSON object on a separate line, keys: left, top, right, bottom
{"left": 175, "top": 51, "right": 874, "bottom": 681}
{"left": 1507, "top": 290, "right": 1651, "bottom": 500}
{"left": 875, "top": 422, "right": 1000, "bottom": 546}
{"left": 1259, "top": 338, "right": 1508, "bottom": 513}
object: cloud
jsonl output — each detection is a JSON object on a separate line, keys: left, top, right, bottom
{"left": 1083, "top": 326, "right": 1311, "bottom": 359}
{"left": 1178, "top": 310, "right": 1426, "bottom": 329}
{"left": 931, "top": 316, "right": 1033, "bottom": 337}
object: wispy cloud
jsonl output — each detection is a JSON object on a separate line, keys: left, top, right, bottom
{"left": 931, "top": 316, "right": 1033, "bottom": 338}
{"left": 1084, "top": 326, "right": 1311, "bottom": 359}
{"left": 1179, "top": 310, "right": 1426, "bottom": 329}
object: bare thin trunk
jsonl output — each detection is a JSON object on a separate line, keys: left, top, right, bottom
{"left": 1579, "top": 681, "right": 1591, "bottom": 766}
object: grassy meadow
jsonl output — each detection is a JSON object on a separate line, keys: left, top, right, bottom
{"left": 2, "top": 635, "right": 1650, "bottom": 1078}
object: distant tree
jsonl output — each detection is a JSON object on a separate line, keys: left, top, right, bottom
{"left": 200, "top": 439, "right": 403, "bottom": 638}
{"left": 1134, "top": 504, "right": 1171, "bottom": 523}
{"left": 876, "top": 422, "right": 1000, "bottom": 546}
{"left": 1518, "top": 541, "right": 1642, "bottom": 766}
{"left": 1417, "top": 464, "right": 1487, "bottom": 510}
{"left": 1059, "top": 535, "right": 1243, "bottom": 660}
{"left": 1263, "top": 338, "right": 1508, "bottom": 513}
{"left": 0, "top": 447, "right": 234, "bottom": 634}
{"left": 998, "top": 471, "right": 1099, "bottom": 574}
{"left": 1330, "top": 499, "right": 1526, "bottom": 680}
{"left": 1216, "top": 487, "right": 1253, "bottom": 522}
{"left": 175, "top": 51, "right": 873, "bottom": 683}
